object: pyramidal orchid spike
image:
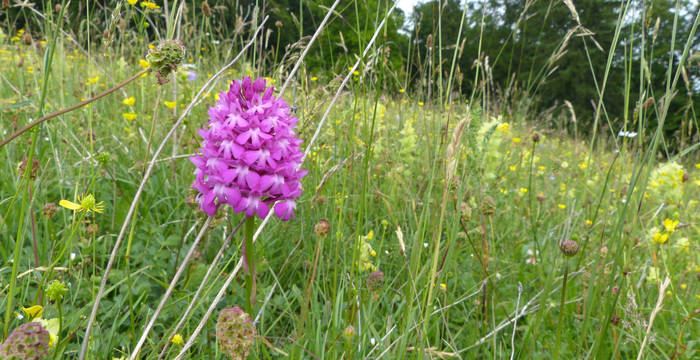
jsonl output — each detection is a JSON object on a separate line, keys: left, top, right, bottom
{"left": 189, "top": 77, "right": 306, "bottom": 220}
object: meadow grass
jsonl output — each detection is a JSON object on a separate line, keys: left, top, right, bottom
{"left": 1, "top": 1, "right": 699, "bottom": 359}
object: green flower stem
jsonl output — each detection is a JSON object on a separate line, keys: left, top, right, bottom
{"left": 244, "top": 217, "right": 257, "bottom": 315}
{"left": 553, "top": 263, "right": 570, "bottom": 360}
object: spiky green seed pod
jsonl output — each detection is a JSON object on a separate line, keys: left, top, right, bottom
{"left": 0, "top": 322, "right": 50, "bottom": 360}
{"left": 146, "top": 40, "right": 186, "bottom": 85}
{"left": 215, "top": 307, "right": 255, "bottom": 360}
{"left": 46, "top": 280, "right": 68, "bottom": 303}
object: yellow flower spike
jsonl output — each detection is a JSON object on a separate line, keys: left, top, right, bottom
{"left": 662, "top": 218, "right": 679, "bottom": 233}
{"left": 122, "top": 96, "right": 135, "bottom": 106}
{"left": 37, "top": 318, "right": 59, "bottom": 346}
{"left": 122, "top": 112, "right": 137, "bottom": 121}
{"left": 164, "top": 101, "right": 177, "bottom": 109}
{"left": 22, "top": 305, "right": 44, "bottom": 320}
{"left": 171, "top": 334, "right": 184, "bottom": 345}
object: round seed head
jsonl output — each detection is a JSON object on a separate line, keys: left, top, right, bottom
{"left": 366, "top": 270, "right": 384, "bottom": 291}
{"left": 314, "top": 219, "right": 330, "bottom": 238}
{"left": 0, "top": 322, "right": 50, "bottom": 360}
{"left": 216, "top": 307, "right": 255, "bottom": 360}
{"left": 560, "top": 239, "right": 579, "bottom": 257}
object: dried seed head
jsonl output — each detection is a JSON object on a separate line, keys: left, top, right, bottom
{"left": 18, "top": 157, "right": 39, "bottom": 180}
{"left": 460, "top": 201, "right": 472, "bottom": 222}
{"left": 682, "top": 172, "right": 689, "bottom": 183}
{"left": 86, "top": 223, "right": 99, "bottom": 237}
{"left": 118, "top": 18, "right": 127, "bottom": 31}
{"left": 0, "top": 322, "right": 50, "bottom": 359}
{"left": 314, "top": 219, "right": 330, "bottom": 238}
{"left": 610, "top": 314, "right": 620, "bottom": 326}
{"left": 481, "top": 195, "right": 495, "bottom": 216}
{"left": 23, "top": 31, "right": 33, "bottom": 45}
{"left": 532, "top": 132, "right": 541, "bottom": 143}
{"left": 366, "top": 270, "right": 384, "bottom": 291}
{"left": 202, "top": 1, "right": 212, "bottom": 17}
{"left": 103, "top": 29, "right": 110, "bottom": 40}
{"left": 54, "top": 3, "right": 62, "bottom": 12}
{"left": 426, "top": 34, "right": 433, "bottom": 49}
{"left": 216, "top": 307, "right": 255, "bottom": 360}
{"left": 560, "top": 239, "right": 579, "bottom": 257}
{"left": 275, "top": 20, "right": 283, "bottom": 28}
{"left": 536, "top": 193, "right": 546, "bottom": 203}
{"left": 42, "top": 203, "right": 58, "bottom": 219}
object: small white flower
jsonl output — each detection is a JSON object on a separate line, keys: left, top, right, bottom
{"left": 423, "top": 242, "right": 428, "bottom": 248}
{"left": 617, "top": 130, "right": 637, "bottom": 138}
{"left": 70, "top": 253, "right": 76, "bottom": 260}
{"left": 370, "top": 338, "right": 376, "bottom": 345}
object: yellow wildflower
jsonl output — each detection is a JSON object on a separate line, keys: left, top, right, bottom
{"left": 662, "top": 218, "right": 679, "bottom": 233}
{"left": 418, "top": 101, "right": 424, "bottom": 107}
{"left": 21, "top": 305, "right": 44, "bottom": 320}
{"left": 512, "top": 137, "right": 521, "bottom": 143}
{"left": 311, "top": 76, "right": 318, "bottom": 81}
{"left": 140, "top": 1, "right": 160, "bottom": 9}
{"left": 88, "top": 76, "right": 100, "bottom": 84}
{"left": 37, "top": 318, "right": 59, "bottom": 346}
{"left": 520, "top": 187, "right": 528, "bottom": 195}
{"left": 164, "top": 101, "right": 177, "bottom": 109}
{"left": 509, "top": 165, "right": 517, "bottom": 172}
{"left": 557, "top": 204, "right": 566, "bottom": 209}
{"left": 122, "top": 96, "right": 135, "bottom": 106}
{"left": 59, "top": 194, "right": 104, "bottom": 214}
{"left": 122, "top": 112, "right": 137, "bottom": 121}
{"left": 399, "top": 88, "right": 405, "bottom": 93}
{"left": 651, "top": 231, "right": 668, "bottom": 244}
{"left": 171, "top": 334, "right": 184, "bottom": 345}
{"left": 127, "top": 0, "right": 137, "bottom": 5}
{"left": 139, "top": 59, "right": 150, "bottom": 68}
{"left": 439, "top": 283, "right": 447, "bottom": 292}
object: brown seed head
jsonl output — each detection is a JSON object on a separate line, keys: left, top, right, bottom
{"left": 202, "top": 1, "right": 212, "bottom": 17}
{"left": 275, "top": 20, "right": 283, "bottom": 28}
{"left": 536, "top": 193, "right": 546, "bottom": 203}
{"left": 532, "top": 132, "right": 541, "bottom": 143}
{"left": 314, "top": 219, "right": 330, "bottom": 238}
{"left": 23, "top": 31, "right": 33, "bottom": 45}
{"left": 366, "top": 270, "right": 384, "bottom": 291}
{"left": 560, "top": 239, "right": 579, "bottom": 257}
{"left": 42, "top": 203, "right": 58, "bottom": 219}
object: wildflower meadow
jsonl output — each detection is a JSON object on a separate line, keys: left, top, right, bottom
{"left": 0, "top": 0, "right": 699, "bottom": 359}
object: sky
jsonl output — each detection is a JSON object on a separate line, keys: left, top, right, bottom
{"left": 396, "top": 0, "right": 421, "bottom": 17}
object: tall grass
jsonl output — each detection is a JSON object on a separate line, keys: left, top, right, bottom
{"left": 0, "top": 0, "right": 698, "bottom": 359}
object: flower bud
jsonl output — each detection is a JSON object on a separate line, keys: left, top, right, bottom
{"left": 216, "top": 307, "right": 255, "bottom": 360}
{"left": 460, "top": 201, "right": 472, "bottom": 222}
{"left": 23, "top": 31, "right": 33, "bottom": 45}
{"left": 532, "top": 132, "right": 541, "bottom": 143}
{"left": 19, "top": 157, "right": 39, "bottom": 180}
{"left": 275, "top": 20, "right": 283, "bottom": 28}
{"left": 481, "top": 196, "right": 495, "bottom": 216}
{"left": 343, "top": 325, "right": 355, "bottom": 341}
{"left": 536, "top": 193, "right": 546, "bottom": 203}
{"left": 560, "top": 239, "right": 579, "bottom": 257}
{"left": 54, "top": 3, "right": 62, "bottom": 12}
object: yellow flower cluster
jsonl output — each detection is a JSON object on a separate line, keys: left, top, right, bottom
{"left": 648, "top": 161, "right": 685, "bottom": 205}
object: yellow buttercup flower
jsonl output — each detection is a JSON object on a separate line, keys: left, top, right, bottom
{"left": 398, "top": 88, "right": 405, "bottom": 93}
{"left": 662, "top": 218, "right": 679, "bottom": 233}
{"left": 139, "top": 59, "right": 150, "bottom": 68}
{"left": 22, "top": 305, "right": 44, "bottom": 320}
{"left": 59, "top": 194, "right": 104, "bottom": 214}
{"left": 122, "top": 96, "right": 135, "bottom": 106}
{"left": 652, "top": 231, "right": 668, "bottom": 244}
{"left": 127, "top": 0, "right": 137, "bottom": 5}
{"left": 512, "top": 137, "right": 521, "bottom": 143}
{"left": 557, "top": 204, "right": 566, "bottom": 209}
{"left": 140, "top": 1, "right": 161, "bottom": 9}
{"left": 164, "top": 101, "right": 177, "bottom": 109}
{"left": 122, "top": 112, "right": 137, "bottom": 121}
{"left": 171, "top": 334, "right": 184, "bottom": 345}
